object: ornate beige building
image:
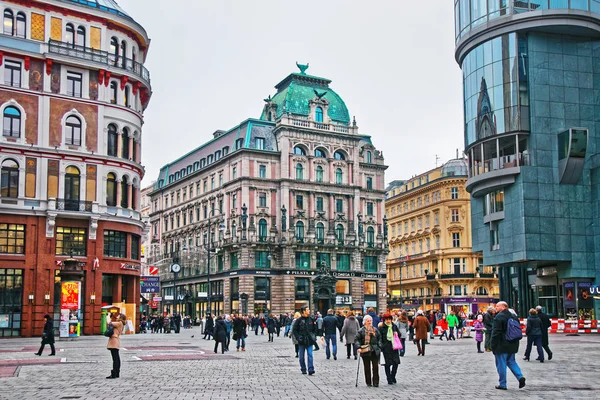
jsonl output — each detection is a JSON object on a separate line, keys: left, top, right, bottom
{"left": 386, "top": 158, "right": 498, "bottom": 315}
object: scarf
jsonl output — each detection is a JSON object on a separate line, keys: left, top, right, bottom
{"left": 386, "top": 322, "right": 393, "bottom": 342}
{"left": 364, "top": 325, "right": 376, "bottom": 345}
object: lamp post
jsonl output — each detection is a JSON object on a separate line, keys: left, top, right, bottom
{"left": 206, "top": 210, "right": 226, "bottom": 316}
{"left": 401, "top": 261, "right": 406, "bottom": 310}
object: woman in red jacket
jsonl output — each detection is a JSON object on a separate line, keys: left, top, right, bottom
{"left": 438, "top": 314, "right": 449, "bottom": 341}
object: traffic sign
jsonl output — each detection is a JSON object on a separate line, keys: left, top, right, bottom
{"left": 149, "top": 266, "right": 159, "bottom": 275}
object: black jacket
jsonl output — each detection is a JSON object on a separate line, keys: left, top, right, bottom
{"left": 526, "top": 315, "right": 542, "bottom": 337}
{"left": 355, "top": 326, "right": 381, "bottom": 358}
{"left": 205, "top": 316, "right": 214, "bottom": 332}
{"left": 213, "top": 318, "right": 227, "bottom": 342}
{"left": 491, "top": 309, "right": 520, "bottom": 355}
{"left": 292, "top": 316, "right": 316, "bottom": 346}
{"left": 323, "top": 315, "right": 338, "bottom": 335}
{"left": 233, "top": 317, "right": 246, "bottom": 337}
{"left": 538, "top": 311, "right": 550, "bottom": 344}
{"left": 42, "top": 319, "right": 55, "bottom": 344}
{"left": 483, "top": 311, "right": 495, "bottom": 331}
{"left": 378, "top": 323, "right": 400, "bottom": 364}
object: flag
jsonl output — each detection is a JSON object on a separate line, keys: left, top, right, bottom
{"left": 55, "top": 260, "right": 62, "bottom": 267}
{"left": 93, "top": 257, "right": 99, "bottom": 270}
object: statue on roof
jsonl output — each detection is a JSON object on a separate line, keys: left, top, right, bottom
{"left": 296, "top": 62, "right": 309, "bottom": 75}
{"left": 263, "top": 95, "right": 272, "bottom": 103}
{"left": 314, "top": 89, "right": 327, "bottom": 100}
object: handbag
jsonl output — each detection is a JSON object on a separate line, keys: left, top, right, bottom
{"left": 393, "top": 332, "right": 403, "bottom": 350}
{"left": 360, "top": 344, "right": 371, "bottom": 356}
{"left": 104, "top": 324, "right": 115, "bottom": 338}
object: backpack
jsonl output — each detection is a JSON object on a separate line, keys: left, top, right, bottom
{"left": 505, "top": 318, "right": 523, "bottom": 341}
{"left": 104, "top": 324, "right": 114, "bottom": 338}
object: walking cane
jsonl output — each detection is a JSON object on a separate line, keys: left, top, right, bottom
{"left": 355, "top": 353, "right": 361, "bottom": 387}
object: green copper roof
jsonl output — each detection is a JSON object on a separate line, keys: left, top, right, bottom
{"left": 260, "top": 67, "right": 350, "bottom": 125}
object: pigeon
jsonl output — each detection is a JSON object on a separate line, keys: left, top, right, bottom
{"left": 191, "top": 335, "right": 194, "bottom": 338}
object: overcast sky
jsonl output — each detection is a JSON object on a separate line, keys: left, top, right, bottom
{"left": 117, "top": 0, "right": 463, "bottom": 188}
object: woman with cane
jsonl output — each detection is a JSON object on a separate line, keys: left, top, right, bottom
{"left": 354, "top": 315, "right": 381, "bottom": 387}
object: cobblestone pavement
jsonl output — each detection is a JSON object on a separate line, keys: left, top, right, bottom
{"left": 1, "top": 330, "right": 599, "bottom": 400}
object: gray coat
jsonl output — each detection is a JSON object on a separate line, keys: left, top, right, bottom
{"left": 340, "top": 316, "right": 360, "bottom": 344}
{"left": 395, "top": 320, "right": 408, "bottom": 339}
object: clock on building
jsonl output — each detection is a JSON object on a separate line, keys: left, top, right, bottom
{"left": 171, "top": 263, "right": 181, "bottom": 273}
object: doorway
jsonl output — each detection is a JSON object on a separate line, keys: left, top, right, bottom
{"left": 318, "top": 299, "right": 330, "bottom": 316}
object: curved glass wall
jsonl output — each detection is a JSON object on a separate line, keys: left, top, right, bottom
{"left": 462, "top": 33, "right": 530, "bottom": 147}
{"left": 455, "top": 0, "right": 600, "bottom": 42}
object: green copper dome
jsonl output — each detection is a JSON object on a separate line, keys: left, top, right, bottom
{"left": 260, "top": 65, "right": 351, "bottom": 125}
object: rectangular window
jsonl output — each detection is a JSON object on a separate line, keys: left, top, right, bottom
{"left": 4, "top": 61, "right": 21, "bottom": 87}
{"left": 259, "top": 165, "right": 266, "bottom": 178}
{"left": 66, "top": 71, "right": 83, "bottom": 97}
{"left": 296, "top": 195, "right": 304, "bottom": 210}
{"left": 231, "top": 252, "right": 239, "bottom": 269}
{"left": 316, "top": 197, "right": 324, "bottom": 212}
{"left": 364, "top": 256, "right": 377, "bottom": 272}
{"left": 452, "top": 232, "right": 461, "bottom": 248}
{"left": 104, "top": 230, "right": 127, "bottom": 258}
{"left": 217, "top": 254, "right": 224, "bottom": 272}
{"left": 425, "top": 214, "right": 430, "bottom": 227}
{"left": 434, "top": 212, "right": 439, "bottom": 225}
{"left": 336, "top": 199, "right": 343, "bottom": 213}
{"left": 131, "top": 235, "right": 140, "bottom": 260}
{"left": 255, "top": 251, "right": 270, "bottom": 268}
{"left": 295, "top": 278, "right": 311, "bottom": 299}
{"left": 259, "top": 193, "right": 267, "bottom": 208}
{"left": 411, "top": 219, "right": 415, "bottom": 231}
{"left": 336, "top": 279, "right": 350, "bottom": 294}
{"left": 418, "top": 217, "right": 422, "bottom": 229}
{"left": 451, "top": 209, "right": 459, "bottom": 222}
{"left": 366, "top": 202, "right": 374, "bottom": 216}
{"left": 491, "top": 222, "right": 500, "bottom": 250}
{"left": 232, "top": 194, "right": 237, "bottom": 209}
{"left": 317, "top": 253, "right": 330, "bottom": 268}
{"left": 56, "top": 227, "right": 86, "bottom": 256}
{"left": 296, "top": 252, "right": 310, "bottom": 269}
{"left": 451, "top": 187, "right": 459, "bottom": 199}
{"left": 0, "top": 223, "right": 25, "bottom": 254}
{"left": 219, "top": 174, "right": 223, "bottom": 186}
{"left": 364, "top": 280, "right": 377, "bottom": 295}
{"left": 337, "top": 254, "right": 350, "bottom": 271}
{"left": 232, "top": 167, "right": 237, "bottom": 179}
{"left": 255, "top": 137, "right": 265, "bottom": 150}
{"left": 254, "top": 277, "right": 270, "bottom": 299}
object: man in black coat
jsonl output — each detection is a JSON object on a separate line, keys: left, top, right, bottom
{"left": 536, "top": 306, "right": 553, "bottom": 360}
{"left": 232, "top": 313, "right": 247, "bottom": 351}
{"left": 483, "top": 306, "right": 496, "bottom": 352}
{"left": 292, "top": 306, "right": 317, "bottom": 375}
{"left": 203, "top": 314, "right": 214, "bottom": 340}
{"left": 491, "top": 301, "right": 526, "bottom": 390}
{"left": 323, "top": 309, "right": 338, "bottom": 360}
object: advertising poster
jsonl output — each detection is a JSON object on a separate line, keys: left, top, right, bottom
{"left": 577, "top": 282, "right": 594, "bottom": 319}
{"left": 0, "top": 314, "right": 9, "bottom": 328}
{"left": 140, "top": 276, "right": 160, "bottom": 294}
{"left": 564, "top": 282, "right": 576, "bottom": 320}
{"left": 68, "top": 322, "right": 79, "bottom": 337}
{"left": 61, "top": 281, "right": 80, "bottom": 309}
{"left": 59, "top": 309, "right": 70, "bottom": 338}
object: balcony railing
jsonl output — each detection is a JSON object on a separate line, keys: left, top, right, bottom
{"left": 48, "top": 40, "right": 151, "bottom": 86}
{"left": 56, "top": 198, "right": 93, "bottom": 212}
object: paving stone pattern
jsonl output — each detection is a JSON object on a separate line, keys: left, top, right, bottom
{"left": 0, "top": 331, "right": 599, "bottom": 399}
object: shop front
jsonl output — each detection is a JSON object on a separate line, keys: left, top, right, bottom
{"left": 563, "top": 281, "right": 595, "bottom": 320}
{"left": 254, "top": 276, "right": 271, "bottom": 316}
{"left": 437, "top": 297, "right": 498, "bottom": 316}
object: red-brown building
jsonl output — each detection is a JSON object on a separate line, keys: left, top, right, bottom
{"left": 0, "top": 0, "right": 152, "bottom": 337}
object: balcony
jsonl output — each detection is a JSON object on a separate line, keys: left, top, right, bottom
{"left": 278, "top": 114, "right": 359, "bottom": 134}
{"left": 56, "top": 198, "right": 93, "bottom": 212}
{"left": 427, "top": 273, "right": 476, "bottom": 280}
{"left": 48, "top": 40, "right": 151, "bottom": 86}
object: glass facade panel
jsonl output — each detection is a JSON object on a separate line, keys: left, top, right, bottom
{"left": 337, "top": 254, "right": 350, "bottom": 271}
{"left": 296, "top": 252, "right": 310, "bottom": 269}
{"left": 0, "top": 268, "right": 22, "bottom": 337}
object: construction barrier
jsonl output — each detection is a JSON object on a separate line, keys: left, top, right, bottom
{"left": 435, "top": 319, "right": 600, "bottom": 335}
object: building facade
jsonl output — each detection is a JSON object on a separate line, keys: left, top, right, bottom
{"left": 0, "top": 0, "right": 152, "bottom": 337}
{"left": 148, "top": 65, "right": 388, "bottom": 318}
{"left": 386, "top": 158, "right": 499, "bottom": 315}
{"left": 454, "top": 0, "right": 600, "bottom": 318}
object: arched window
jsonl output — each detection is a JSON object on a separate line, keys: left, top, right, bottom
{"left": 110, "top": 81, "right": 118, "bottom": 104}
{"left": 296, "top": 163, "right": 303, "bottom": 180}
{"left": 315, "top": 106, "right": 323, "bottom": 123}
{"left": 121, "top": 40, "right": 127, "bottom": 69}
{"left": 131, "top": 184, "right": 137, "bottom": 210}
{"left": 65, "top": 115, "right": 82, "bottom": 146}
{"left": 366, "top": 151, "right": 372, "bottom": 163}
{"left": 132, "top": 47, "right": 137, "bottom": 66}
{"left": 64, "top": 166, "right": 80, "bottom": 210}
{"left": 65, "top": 23, "right": 75, "bottom": 47}
{"left": 15, "top": 12, "right": 25, "bottom": 38}
{"left": 122, "top": 128, "right": 130, "bottom": 159}
{"left": 314, "top": 148, "right": 326, "bottom": 158}
{"left": 76, "top": 26, "right": 85, "bottom": 46}
{"left": 295, "top": 221, "right": 305, "bottom": 242}
{"left": 3, "top": 10, "right": 13, "bottom": 35}
{"left": 336, "top": 168, "right": 343, "bottom": 184}
{"left": 258, "top": 219, "right": 268, "bottom": 241}
{"left": 315, "top": 166, "right": 323, "bottom": 183}
{"left": 106, "top": 173, "right": 117, "bottom": 206}
{"left": 367, "top": 226, "right": 375, "bottom": 247}
{"left": 293, "top": 146, "right": 306, "bottom": 156}
{"left": 110, "top": 37, "right": 119, "bottom": 65}
{"left": 336, "top": 224, "right": 345, "bottom": 244}
{"left": 476, "top": 287, "right": 488, "bottom": 296}
{"left": 334, "top": 150, "right": 345, "bottom": 160}
{"left": 120, "top": 175, "right": 129, "bottom": 208}
{"left": 316, "top": 222, "right": 325, "bottom": 243}
{"left": 124, "top": 85, "right": 130, "bottom": 107}
{"left": 107, "top": 124, "right": 118, "bottom": 156}
{"left": 3, "top": 106, "right": 21, "bottom": 138}
{"left": 1, "top": 159, "right": 19, "bottom": 198}
{"left": 132, "top": 138, "right": 138, "bottom": 163}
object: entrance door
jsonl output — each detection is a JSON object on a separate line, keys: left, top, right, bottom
{"left": 318, "top": 299, "right": 330, "bottom": 317}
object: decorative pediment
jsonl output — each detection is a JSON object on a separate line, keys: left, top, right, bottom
{"left": 295, "top": 210, "right": 306, "bottom": 219}
{"left": 292, "top": 157, "right": 307, "bottom": 163}
{"left": 335, "top": 213, "right": 346, "bottom": 221}
{"left": 315, "top": 211, "right": 327, "bottom": 220}
{"left": 314, "top": 159, "right": 327, "bottom": 166}
{"left": 333, "top": 161, "right": 346, "bottom": 168}
{"left": 447, "top": 225, "right": 464, "bottom": 233}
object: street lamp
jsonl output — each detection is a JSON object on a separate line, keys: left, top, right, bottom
{"left": 400, "top": 261, "right": 406, "bottom": 310}
{"left": 206, "top": 210, "right": 226, "bottom": 316}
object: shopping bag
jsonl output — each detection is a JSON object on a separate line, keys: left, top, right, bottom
{"left": 393, "top": 332, "right": 403, "bottom": 350}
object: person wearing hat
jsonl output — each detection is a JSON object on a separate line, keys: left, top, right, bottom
{"left": 413, "top": 310, "right": 431, "bottom": 356}
{"left": 378, "top": 313, "right": 400, "bottom": 384}
{"left": 35, "top": 314, "right": 55, "bottom": 356}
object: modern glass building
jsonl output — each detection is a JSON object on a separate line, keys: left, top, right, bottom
{"left": 454, "top": 1, "right": 600, "bottom": 319}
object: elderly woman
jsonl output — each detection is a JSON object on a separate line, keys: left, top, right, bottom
{"left": 106, "top": 312, "right": 127, "bottom": 379}
{"left": 355, "top": 314, "right": 382, "bottom": 387}
{"left": 341, "top": 311, "right": 360, "bottom": 359}
{"left": 523, "top": 308, "right": 544, "bottom": 362}
{"left": 378, "top": 313, "right": 400, "bottom": 385}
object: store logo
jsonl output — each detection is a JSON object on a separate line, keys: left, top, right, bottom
{"left": 590, "top": 286, "right": 600, "bottom": 295}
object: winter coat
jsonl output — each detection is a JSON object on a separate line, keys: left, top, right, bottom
{"left": 538, "top": 311, "right": 550, "bottom": 345}
{"left": 483, "top": 311, "right": 495, "bottom": 331}
{"left": 336, "top": 314, "right": 345, "bottom": 331}
{"left": 378, "top": 323, "right": 400, "bottom": 365}
{"left": 42, "top": 319, "right": 55, "bottom": 344}
{"left": 413, "top": 315, "right": 431, "bottom": 340}
{"left": 438, "top": 319, "right": 449, "bottom": 331}
{"left": 107, "top": 321, "right": 124, "bottom": 349}
{"left": 213, "top": 319, "right": 227, "bottom": 342}
{"left": 354, "top": 326, "right": 381, "bottom": 358}
{"left": 225, "top": 319, "right": 233, "bottom": 334}
{"left": 491, "top": 309, "right": 520, "bottom": 355}
{"left": 340, "top": 316, "right": 360, "bottom": 344}
{"left": 395, "top": 320, "right": 408, "bottom": 339}
{"left": 526, "top": 315, "right": 543, "bottom": 337}
{"left": 290, "top": 318, "right": 299, "bottom": 345}
{"left": 204, "top": 316, "right": 214, "bottom": 333}
{"left": 323, "top": 315, "right": 338, "bottom": 335}
{"left": 267, "top": 317, "right": 276, "bottom": 333}
{"left": 233, "top": 317, "right": 247, "bottom": 339}
{"left": 446, "top": 314, "right": 458, "bottom": 327}
{"left": 473, "top": 321, "right": 484, "bottom": 342}
{"left": 292, "top": 316, "right": 316, "bottom": 346}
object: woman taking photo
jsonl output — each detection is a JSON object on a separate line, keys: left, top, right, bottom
{"left": 106, "top": 313, "right": 127, "bottom": 379}
{"left": 378, "top": 313, "right": 400, "bottom": 385}
{"left": 355, "top": 315, "right": 381, "bottom": 387}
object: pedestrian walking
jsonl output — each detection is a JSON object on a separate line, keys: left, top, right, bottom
{"left": 233, "top": 313, "right": 247, "bottom": 351}
{"left": 491, "top": 301, "right": 526, "bottom": 390}
{"left": 267, "top": 313, "right": 276, "bottom": 342}
{"left": 428, "top": 310, "right": 437, "bottom": 340}
{"left": 284, "top": 313, "right": 293, "bottom": 337}
{"left": 290, "top": 311, "right": 301, "bottom": 358}
{"left": 203, "top": 313, "right": 214, "bottom": 340}
{"left": 341, "top": 311, "right": 360, "bottom": 359}
{"left": 413, "top": 310, "right": 430, "bottom": 356}
{"left": 224, "top": 314, "right": 232, "bottom": 350}
{"left": 483, "top": 306, "right": 496, "bottom": 352}
{"left": 35, "top": 314, "right": 56, "bottom": 356}
{"left": 355, "top": 315, "right": 381, "bottom": 387}
{"left": 437, "top": 314, "right": 449, "bottom": 340}
{"left": 395, "top": 312, "right": 409, "bottom": 356}
{"left": 322, "top": 309, "right": 338, "bottom": 360}
{"left": 378, "top": 313, "right": 400, "bottom": 385}
{"left": 473, "top": 314, "right": 485, "bottom": 353}
{"left": 523, "top": 308, "right": 544, "bottom": 362}
{"left": 292, "top": 306, "right": 317, "bottom": 375}
{"left": 446, "top": 310, "right": 458, "bottom": 340}
{"left": 213, "top": 315, "right": 227, "bottom": 354}
{"left": 536, "top": 306, "right": 553, "bottom": 360}
{"left": 106, "top": 312, "right": 127, "bottom": 379}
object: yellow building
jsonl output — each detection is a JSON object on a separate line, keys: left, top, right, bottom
{"left": 385, "top": 158, "right": 499, "bottom": 316}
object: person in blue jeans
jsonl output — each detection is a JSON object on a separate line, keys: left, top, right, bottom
{"left": 491, "top": 301, "right": 526, "bottom": 390}
{"left": 292, "top": 306, "right": 317, "bottom": 375}
{"left": 322, "top": 309, "right": 338, "bottom": 360}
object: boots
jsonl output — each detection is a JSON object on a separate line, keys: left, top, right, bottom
{"left": 106, "top": 370, "right": 118, "bottom": 379}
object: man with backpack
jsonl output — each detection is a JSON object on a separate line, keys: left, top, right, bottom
{"left": 491, "top": 301, "right": 526, "bottom": 390}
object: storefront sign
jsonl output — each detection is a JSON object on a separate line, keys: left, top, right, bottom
{"left": 591, "top": 286, "right": 600, "bottom": 295}
{"left": 140, "top": 276, "right": 160, "bottom": 293}
{"left": 120, "top": 263, "right": 140, "bottom": 271}
{"left": 336, "top": 295, "right": 352, "bottom": 304}
{"left": 285, "top": 270, "right": 315, "bottom": 276}
{"left": 153, "top": 296, "right": 162, "bottom": 301}
{"left": 198, "top": 292, "right": 208, "bottom": 298}
{"left": 164, "top": 295, "right": 174, "bottom": 301}
{"left": 332, "top": 272, "right": 387, "bottom": 279}
{"left": 61, "top": 281, "right": 80, "bottom": 309}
